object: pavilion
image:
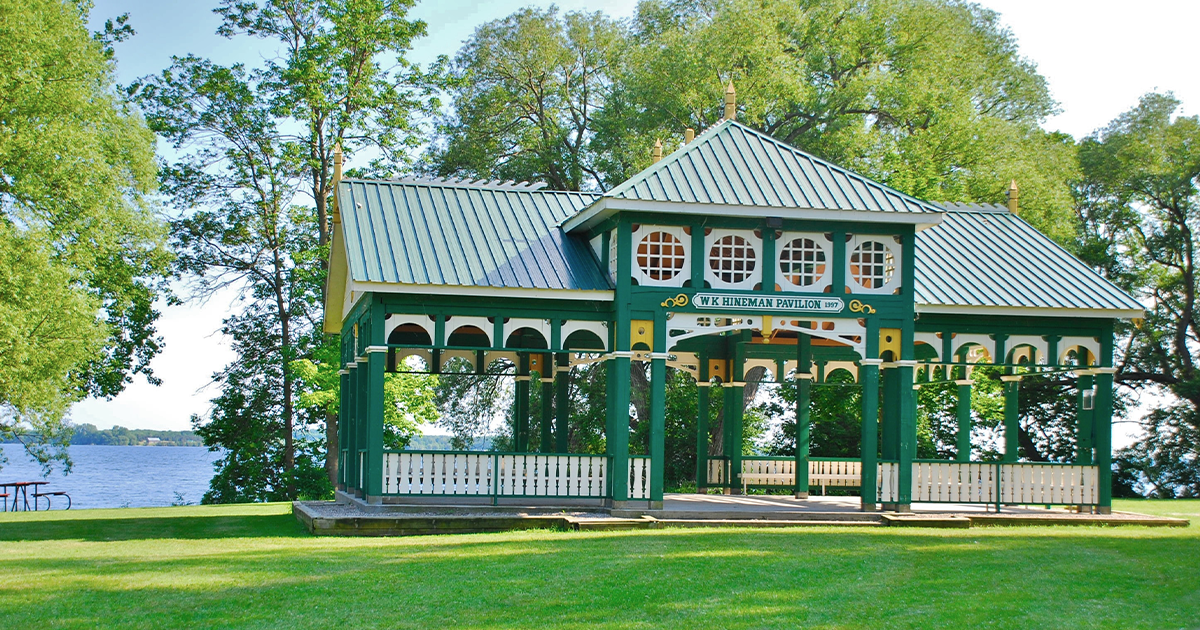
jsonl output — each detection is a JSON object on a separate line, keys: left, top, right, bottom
{"left": 323, "top": 95, "right": 1140, "bottom": 514}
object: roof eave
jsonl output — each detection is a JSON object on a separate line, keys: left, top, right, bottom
{"left": 351, "top": 279, "right": 615, "bottom": 302}
{"left": 562, "top": 197, "right": 944, "bottom": 233}
{"left": 915, "top": 303, "right": 1144, "bottom": 319}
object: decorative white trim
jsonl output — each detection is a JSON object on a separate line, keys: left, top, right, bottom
{"left": 439, "top": 349, "right": 479, "bottom": 372}
{"left": 364, "top": 345, "right": 388, "bottom": 354}
{"left": 951, "top": 334, "right": 997, "bottom": 363}
{"left": 502, "top": 318, "right": 553, "bottom": 348}
{"left": 630, "top": 225, "right": 690, "bottom": 288}
{"left": 383, "top": 316, "right": 435, "bottom": 345}
{"left": 858, "top": 358, "right": 884, "bottom": 366}
{"left": 514, "top": 375, "right": 533, "bottom": 382}
{"left": 999, "top": 375, "right": 1022, "bottom": 382}
{"left": 795, "top": 372, "right": 815, "bottom": 380}
{"left": 704, "top": 228, "right": 762, "bottom": 290}
{"left": 777, "top": 232, "right": 832, "bottom": 293}
{"left": 338, "top": 369, "right": 350, "bottom": 375}
{"left": 444, "top": 315, "right": 495, "bottom": 347}
{"left": 1091, "top": 367, "right": 1117, "bottom": 374}
{"left": 648, "top": 352, "right": 673, "bottom": 360}
{"left": 560, "top": 320, "right": 608, "bottom": 351}
{"left": 846, "top": 234, "right": 902, "bottom": 295}
{"left": 540, "top": 377, "right": 555, "bottom": 384}
{"left": 696, "top": 381, "right": 713, "bottom": 388}
{"left": 560, "top": 198, "right": 944, "bottom": 233}
{"left": 356, "top": 356, "right": 368, "bottom": 363}
{"left": 954, "top": 379, "right": 974, "bottom": 386}
{"left": 1006, "top": 335, "right": 1050, "bottom": 365}
{"left": 722, "top": 381, "right": 748, "bottom": 388}
{"left": 608, "top": 351, "right": 637, "bottom": 359}
{"left": 345, "top": 362, "right": 357, "bottom": 369}
{"left": 894, "top": 360, "right": 919, "bottom": 368}
{"left": 1059, "top": 336, "right": 1102, "bottom": 366}
{"left": 556, "top": 365, "right": 573, "bottom": 374}
{"left": 914, "top": 332, "right": 943, "bottom": 361}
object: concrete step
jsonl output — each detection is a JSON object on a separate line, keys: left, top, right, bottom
{"left": 615, "top": 509, "right": 883, "bottom": 522}
{"left": 654, "top": 519, "right": 882, "bottom": 528}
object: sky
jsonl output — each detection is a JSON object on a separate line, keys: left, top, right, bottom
{"left": 73, "top": 0, "right": 1200, "bottom": 450}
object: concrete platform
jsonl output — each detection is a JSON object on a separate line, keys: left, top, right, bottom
{"left": 293, "top": 492, "right": 1188, "bottom": 536}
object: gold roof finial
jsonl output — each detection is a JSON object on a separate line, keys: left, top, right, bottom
{"left": 652, "top": 139, "right": 663, "bottom": 163}
{"left": 1006, "top": 179, "right": 1019, "bottom": 214}
{"left": 724, "top": 81, "right": 737, "bottom": 121}
{"left": 331, "top": 142, "right": 344, "bottom": 224}
{"left": 684, "top": 128, "right": 695, "bottom": 144}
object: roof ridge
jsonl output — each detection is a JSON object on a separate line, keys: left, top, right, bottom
{"left": 723, "top": 121, "right": 943, "bottom": 213}
{"left": 603, "top": 119, "right": 735, "bottom": 199}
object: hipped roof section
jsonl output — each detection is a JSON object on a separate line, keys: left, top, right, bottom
{"left": 562, "top": 119, "right": 944, "bottom": 232}
{"left": 337, "top": 179, "right": 609, "bottom": 292}
{"left": 915, "top": 203, "right": 1143, "bottom": 315}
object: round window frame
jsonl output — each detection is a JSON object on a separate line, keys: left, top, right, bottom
{"left": 777, "top": 233, "right": 831, "bottom": 292}
{"left": 704, "top": 229, "right": 761, "bottom": 290}
{"left": 846, "top": 237, "right": 900, "bottom": 294}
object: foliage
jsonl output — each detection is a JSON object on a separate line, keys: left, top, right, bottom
{"left": 0, "top": 0, "right": 170, "bottom": 473}
{"left": 433, "top": 359, "right": 510, "bottom": 450}
{"left": 66, "top": 424, "right": 202, "bottom": 447}
{"left": 429, "top": 6, "right": 625, "bottom": 191}
{"left": 1075, "top": 93, "right": 1200, "bottom": 497}
{"left": 382, "top": 370, "right": 438, "bottom": 449}
{"left": 133, "top": 0, "right": 435, "bottom": 500}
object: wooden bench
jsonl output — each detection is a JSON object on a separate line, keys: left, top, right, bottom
{"left": 33, "top": 490, "right": 71, "bottom": 510}
{"left": 741, "top": 473, "right": 793, "bottom": 494}
{"left": 809, "top": 473, "right": 860, "bottom": 495}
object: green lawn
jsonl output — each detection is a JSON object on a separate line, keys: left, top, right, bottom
{"left": 0, "top": 500, "right": 1197, "bottom": 629}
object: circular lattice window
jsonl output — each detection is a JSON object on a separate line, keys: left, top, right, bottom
{"left": 849, "top": 240, "right": 895, "bottom": 289}
{"left": 636, "top": 231, "right": 687, "bottom": 282}
{"left": 708, "top": 234, "right": 757, "bottom": 284}
{"left": 779, "top": 237, "right": 827, "bottom": 288}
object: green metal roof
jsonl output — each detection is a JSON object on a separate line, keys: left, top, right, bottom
{"left": 915, "top": 204, "right": 1142, "bottom": 315}
{"left": 337, "top": 178, "right": 609, "bottom": 292}
{"left": 604, "top": 119, "right": 943, "bottom": 213}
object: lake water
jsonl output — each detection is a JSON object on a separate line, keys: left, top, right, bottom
{"left": 0, "top": 444, "right": 220, "bottom": 509}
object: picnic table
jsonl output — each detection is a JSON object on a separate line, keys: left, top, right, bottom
{"left": 0, "top": 481, "right": 70, "bottom": 511}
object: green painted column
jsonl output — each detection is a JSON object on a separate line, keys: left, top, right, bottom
{"left": 365, "top": 350, "right": 386, "bottom": 500}
{"left": 515, "top": 354, "right": 531, "bottom": 452}
{"left": 1094, "top": 368, "right": 1115, "bottom": 514}
{"left": 695, "top": 354, "right": 710, "bottom": 492}
{"left": 859, "top": 359, "right": 881, "bottom": 511}
{"left": 1076, "top": 372, "right": 1095, "bottom": 465}
{"left": 337, "top": 369, "right": 350, "bottom": 488}
{"left": 356, "top": 356, "right": 368, "bottom": 494}
{"left": 895, "top": 360, "right": 917, "bottom": 510}
{"left": 881, "top": 366, "right": 900, "bottom": 461}
{"left": 795, "top": 335, "right": 812, "bottom": 498}
{"left": 955, "top": 375, "right": 973, "bottom": 462}
{"left": 761, "top": 226, "right": 777, "bottom": 292}
{"left": 345, "top": 364, "right": 358, "bottom": 491}
{"left": 607, "top": 355, "right": 632, "bottom": 502}
{"left": 540, "top": 365, "right": 554, "bottom": 453}
{"left": 649, "top": 361, "right": 667, "bottom": 504}
{"left": 728, "top": 336, "right": 747, "bottom": 493}
{"left": 555, "top": 353, "right": 570, "bottom": 454}
{"left": 1001, "top": 375, "right": 1021, "bottom": 462}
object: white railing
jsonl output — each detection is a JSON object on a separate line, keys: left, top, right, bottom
{"left": 879, "top": 462, "right": 1100, "bottom": 505}
{"left": 999, "top": 463, "right": 1098, "bottom": 505}
{"left": 911, "top": 462, "right": 997, "bottom": 503}
{"left": 383, "top": 451, "right": 609, "bottom": 498}
{"left": 498, "top": 454, "right": 608, "bottom": 497}
{"left": 707, "top": 458, "right": 863, "bottom": 489}
{"left": 628, "top": 456, "right": 651, "bottom": 500}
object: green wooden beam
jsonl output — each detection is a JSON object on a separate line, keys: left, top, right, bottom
{"left": 555, "top": 353, "right": 570, "bottom": 454}
{"left": 795, "top": 334, "right": 812, "bottom": 497}
{"left": 695, "top": 351, "right": 710, "bottom": 491}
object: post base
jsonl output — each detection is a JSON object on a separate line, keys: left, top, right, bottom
{"left": 794, "top": 492, "right": 809, "bottom": 499}
{"left": 861, "top": 502, "right": 876, "bottom": 512}
{"left": 1097, "top": 505, "right": 1112, "bottom": 515}
{"left": 893, "top": 503, "right": 911, "bottom": 513}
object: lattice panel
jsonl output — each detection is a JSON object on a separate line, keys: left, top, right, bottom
{"left": 704, "top": 229, "right": 761, "bottom": 290}
{"left": 849, "top": 240, "right": 895, "bottom": 290}
{"left": 634, "top": 228, "right": 688, "bottom": 285}
{"left": 778, "top": 234, "right": 830, "bottom": 291}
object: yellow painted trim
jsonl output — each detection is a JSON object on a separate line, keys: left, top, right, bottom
{"left": 631, "top": 320, "right": 654, "bottom": 351}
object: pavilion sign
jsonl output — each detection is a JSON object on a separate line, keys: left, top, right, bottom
{"left": 691, "top": 293, "right": 845, "bottom": 313}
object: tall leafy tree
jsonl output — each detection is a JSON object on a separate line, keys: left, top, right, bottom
{"left": 429, "top": 6, "right": 626, "bottom": 191}
{"left": 133, "top": 0, "right": 435, "bottom": 500}
{"left": 1076, "top": 93, "right": 1200, "bottom": 496}
{"left": 0, "top": 0, "right": 169, "bottom": 471}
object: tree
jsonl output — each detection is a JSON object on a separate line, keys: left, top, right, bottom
{"left": 0, "top": 0, "right": 169, "bottom": 472}
{"left": 1076, "top": 93, "right": 1200, "bottom": 497}
{"left": 133, "top": 0, "right": 435, "bottom": 500}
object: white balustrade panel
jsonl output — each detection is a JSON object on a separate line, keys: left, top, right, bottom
{"left": 707, "top": 459, "right": 727, "bottom": 485}
{"left": 1000, "top": 464, "right": 1098, "bottom": 505}
{"left": 384, "top": 452, "right": 493, "bottom": 495}
{"left": 878, "top": 463, "right": 900, "bottom": 503}
{"left": 628, "top": 457, "right": 651, "bottom": 499}
{"left": 498, "top": 455, "right": 608, "bottom": 497}
{"left": 810, "top": 460, "right": 861, "bottom": 486}
{"left": 741, "top": 458, "right": 794, "bottom": 486}
{"left": 911, "top": 462, "right": 997, "bottom": 503}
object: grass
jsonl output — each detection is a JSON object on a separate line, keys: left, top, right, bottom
{"left": 0, "top": 500, "right": 1197, "bottom": 629}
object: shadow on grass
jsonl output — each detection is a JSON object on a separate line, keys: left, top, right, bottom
{"left": 0, "top": 513, "right": 307, "bottom": 542}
